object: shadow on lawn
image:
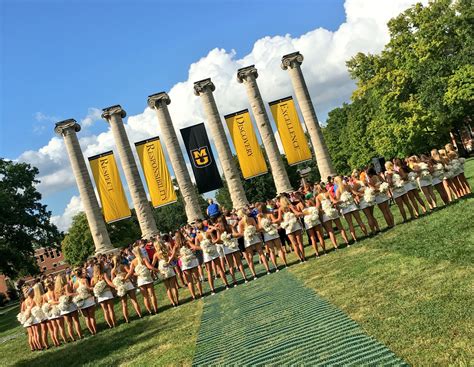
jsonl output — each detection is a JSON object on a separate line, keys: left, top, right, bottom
{"left": 0, "top": 305, "right": 21, "bottom": 338}
{"left": 13, "top": 316, "right": 174, "bottom": 367}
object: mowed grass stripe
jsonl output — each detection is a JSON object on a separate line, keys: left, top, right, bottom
{"left": 193, "top": 269, "right": 406, "bottom": 366}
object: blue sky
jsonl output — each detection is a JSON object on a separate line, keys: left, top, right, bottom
{"left": 1, "top": 0, "right": 344, "bottom": 158}
{"left": 1, "top": 0, "right": 419, "bottom": 230}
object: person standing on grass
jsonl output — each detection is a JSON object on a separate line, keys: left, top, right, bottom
{"left": 257, "top": 202, "right": 288, "bottom": 268}
{"left": 91, "top": 263, "right": 116, "bottom": 329}
{"left": 215, "top": 214, "right": 249, "bottom": 284}
{"left": 394, "top": 158, "right": 428, "bottom": 216}
{"left": 367, "top": 168, "right": 395, "bottom": 228}
{"left": 44, "top": 278, "right": 67, "bottom": 345}
{"left": 384, "top": 162, "right": 415, "bottom": 223}
{"left": 55, "top": 273, "right": 82, "bottom": 342}
{"left": 351, "top": 170, "right": 380, "bottom": 235}
{"left": 195, "top": 220, "right": 229, "bottom": 295}
{"left": 176, "top": 230, "right": 203, "bottom": 300}
{"left": 126, "top": 243, "right": 159, "bottom": 315}
{"left": 152, "top": 240, "right": 180, "bottom": 307}
{"left": 277, "top": 196, "right": 306, "bottom": 262}
{"left": 73, "top": 268, "right": 97, "bottom": 334}
{"left": 111, "top": 255, "right": 142, "bottom": 322}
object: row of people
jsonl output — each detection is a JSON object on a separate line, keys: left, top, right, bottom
{"left": 16, "top": 144, "right": 470, "bottom": 350}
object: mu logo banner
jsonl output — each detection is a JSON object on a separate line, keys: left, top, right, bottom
{"left": 180, "top": 123, "right": 222, "bottom": 194}
{"left": 191, "top": 146, "right": 212, "bottom": 168}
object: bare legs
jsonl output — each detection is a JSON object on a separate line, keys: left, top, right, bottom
{"left": 407, "top": 189, "right": 427, "bottom": 215}
{"left": 377, "top": 201, "right": 394, "bottom": 228}
{"left": 307, "top": 226, "right": 326, "bottom": 256}
{"left": 343, "top": 211, "right": 368, "bottom": 241}
{"left": 81, "top": 306, "right": 97, "bottom": 334}
{"left": 184, "top": 268, "right": 203, "bottom": 299}
{"left": 99, "top": 300, "right": 116, "bottom": 328}
{"left": 287, "top": 231, "right": 306, "bottom": 262}
{"left": 322, "top": 218, "right": 349, "bottom": 250}
{"left": 394, "top": 195, "right": 415, "bottom": 222}
{"left": 433, "top": 183, "right": 449, "bottom": 205}
{"left": 55, "top": 318, "right": 67, "bottom": 344}
{"left": 163, "top": 277, "right": 179, "bottom": 306}
{"left": 140, "top": 283, "right": 157, "bottom": 315}
{"left": 421, "top": 185, "right": 437, "bottom": 209}
{"left": 205, "top": 259, "right": 229, "bottom": 293}
{"left": 362, "top": 206, "right": 380, "bottom": 234}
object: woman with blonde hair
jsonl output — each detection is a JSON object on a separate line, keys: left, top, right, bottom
{"left": 438, "top": 149, "right": 461, "bottom": 200}
{"left": 21, "top": 286, "right": 42, "bottom": 350}
{"left": 126, "top": 242, "right": 159, "bottom": 315}
{"left": 277, "top": 196, "right": 306, "bottom": 262}
{"left": 367, "top": 168, "right": 394, "bottom": 228}
{"left": 55, "top": 273, "right": 82, "bottom": 341}
{"left": 393, "top": 158, "right": 428, "bottom": 215}
{"left": 73, "top": 268, "right": 97, "bottom": 334}
{"left": 195, "top": 220, "right": 229, "bottom": 294}
{"left": 91, "top": 263, "right": 116, "bottom": 328}
{"left": 384, "top": 161, "right": 415, "bottom": 222}
{"left": 351, "top": 170, "right": 380, "bottom": 235}
{"left": 238, "top": 208, "right": 271, "bottom": 278}
{"left": 176, "top": 230, "right": 203, "bottom": 299}
{"left": 111, "top": 255, "right": 142, "bottom": 322}
{"left": 43, "top": 278, "right": 67, "bottom": 345}
{"left": 431, "top": 149, "right": 454, "bottom": 203}
{"left": 31, "top": 283, "right": 50, "bottom": 349}
{"left": 257, "top": 203, "right": 289, "bottom": 266}
{"left": 445, "top": 144, "right": 471, "bottom": 196}
{"left": 215, "top": 215, "right": 249, "bottom": 284}
{"left": 409, "top": 155, "right": 437, "bottom": 210}
{"left": 315, "top": 183, "right": 350, "bottom": 249}
{"left": 152, "top": 240, "right": 179, "bottom": 307}
{"left": 334, "top": 176, "right": 368, "bottom": 241}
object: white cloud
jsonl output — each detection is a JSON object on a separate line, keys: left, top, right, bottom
{"left": 16, "top": 0, "right": 426, "bottom": 230}
{"left": 50, "top": 195, "right": 83, "bottom": 231}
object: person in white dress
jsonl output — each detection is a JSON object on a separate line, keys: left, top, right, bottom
{"left": 175, "top": 230, "right": 203, "bottom": 300}
{"left": 430, "top": 149, "right": 454, "bottom": 203}
{"left": 277, "top": 196, "right": 307, "bottom": 262}
{"left": 238, "top": 209, "right": 271, "bottom": 279}
{"left": 195, "top": 220, "right": 229, "bottom": 294}
{"left": 125, "top": 243, "right": 159, "bottom": 315}
{"left": 32, "top": 283, "right": 49, "bottom": 349}
{"left": 446, "top": 144, "right": 471, "bottom": 196}
{"left": 257, "top": 203, "right": 288, "bottom": 267}
{"left": 408, "top": 155, "right": 437, "bottom": 210}
{"left": 351, "top": 170, "right": 380, "bottom": 235}
{"left": 152, "top": 240, "right": 179, "bottom": 307}
{"left": 367, "top": 168, "right": 395, "bottom": 228}
{"left": 91, "top": 263, "right": 116, "bottom": 328}
{"left": 385, "top": 161, "right": 415, "bottom": 222}
{"left": 73, "top": 268, "right": 97, "bottom": 334}
{"left": 214, "top": 215, "right": 249, "bottom": 285}
{"left": 315, "top": 184, "right": 350, "bottom": 250}
{"left": 111, "top": 255, "right": 142, "bottom": 322}
{"left": 21, "top": 287, "right": 42, "bottom": 350}
{"left": 55, "top": 273, "right": 82, "bottom": 341}
{"left": 334, "top": 176, "right": 368, "bottom": 242}
{"left": 43, "top": 279, "right": 67, "bottom": 345}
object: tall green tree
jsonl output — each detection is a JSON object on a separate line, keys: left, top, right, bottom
{"left": 0, "top": 159, "right": 62, "bottom": 278}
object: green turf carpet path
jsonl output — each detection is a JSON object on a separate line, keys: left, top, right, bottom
{"left": 192, "top": 268, "right": 406, "bottom": 366}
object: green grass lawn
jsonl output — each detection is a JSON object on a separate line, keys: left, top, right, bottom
{"left": 1, "top": 159, "right": 473, "bottom": 366}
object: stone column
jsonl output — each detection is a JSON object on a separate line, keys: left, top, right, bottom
{"left": 147, "top": 92, "right": 204, "bottom": 222}
{"left": 193, "top": 78, "right": 249, "bottom": 209}
{"left": 101, "top": 105, "right": 158, "bottom": 238}
{"left": 54, "top": 119, "right": 113, "bottom": 254}
{"left": 281, "top": 51, "right": 336, "bottom": 180}
{"left": 237, "top": 65, "right": 293, "bottom": 194}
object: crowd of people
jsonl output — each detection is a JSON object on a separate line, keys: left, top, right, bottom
{"left": 16, "top": 144, "right": 471, "bottom": 351}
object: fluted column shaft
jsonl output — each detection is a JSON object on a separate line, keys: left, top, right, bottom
{"left": 237, "top": 66, "right": 293, "bottom": 194}
{"left": 282, "top": 52, "right": 336, "bottom": 180}
{"left": 194, "top": 79, "right": 248, "bottom": 209}
{"left": 55, "top": 120, "right": 113, "bottom": 254}
{"left": 102, "top": 106, "right": 158, "bottom": 238}
{"left": 148, "top": 93, "right": 203, "bottom": 222}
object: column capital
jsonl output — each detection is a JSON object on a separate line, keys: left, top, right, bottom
{"left": 147, "top": 92, "right": 171, "bottom": 109}
{"left": 101, "top": 105, "right": 127, "bottom": 120}
{"left": 237, "top": 65, "right": 258, "bottom": 83}
{"left": 54, "top": 119, "right": 81, "bottom": 136}
{"left": 193, "top": 78, "right": 215, "bottom": 96}
{"left": 281, "top": 51, "right": 304, "bottom": 70}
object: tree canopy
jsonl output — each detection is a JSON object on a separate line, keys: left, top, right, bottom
{"left": 323, "top": 0, "right": 473, "bottom": 173}
{"left": 0, "top": 159, "right": 62, "bottom": 278}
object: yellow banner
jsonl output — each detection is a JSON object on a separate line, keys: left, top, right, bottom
{"left": 269, "top": 96, "right": 312, "bottom": 165}
{"left": 135, "top": 137, "right": 177, "bottom": 208}
{"left": 225, "top": 109, "right": 268, "bottom": 179}
{"left": 89, "top": 151, "right": 131, "bottom": 223}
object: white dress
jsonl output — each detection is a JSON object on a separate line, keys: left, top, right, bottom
{"left": 260, "top": 216, "right": 281, "bottom": 241}
{"left": 303, "top": 207, "right": 321, "bottom": 229}
{"left": 79, "top": 296, "right": 96, "bottom": 309}
{"left": 281, "top": 212, "right": 302, "bottom": 234}
{"left": 97, "top": 288, "right": 114, "bottom": 303}
{"left": 136, "top": 264, "right": 154, "bottom": 287}
{"left": 60, "top": 299, "right": 78, "bottom": 316}
{"left": 181, "top": 257, "right": 199, "bottom": 271}
{"left": 244, "top": 225, "right": 262, "bottom": 248}
{"left": 321, "top": 198, "right": 340, "bottom": 222}
{"left": 158, "top": 259, "right": 176, "bottom": 280}
{"left": 201, "top": 238, "right": 220, "bottom": 263}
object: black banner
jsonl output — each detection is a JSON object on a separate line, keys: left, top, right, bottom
{"left": 180, "top": 123, "right": 223, "bottom": 194}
